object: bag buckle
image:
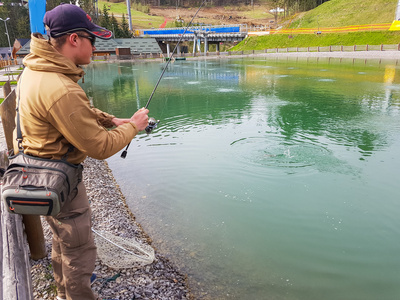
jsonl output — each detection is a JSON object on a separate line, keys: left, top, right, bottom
{"left": 21, "top": 167, "right": 28, "bottom": 179}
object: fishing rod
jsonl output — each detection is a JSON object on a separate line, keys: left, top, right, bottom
{"left": 121, "top": 0, "right": 207, "bottom": 159}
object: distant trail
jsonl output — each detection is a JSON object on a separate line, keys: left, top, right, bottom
{"left": 159, "top": 17, "right": 172, "bottom": 28}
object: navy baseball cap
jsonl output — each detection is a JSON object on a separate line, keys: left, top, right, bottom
{"left": 43, "top": 3, "right": 112, "bottom": 39}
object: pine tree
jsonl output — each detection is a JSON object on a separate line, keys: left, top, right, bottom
{"left": 100, "top": 4, "right": 111, "bottom": 31}
{"left": 121, "top": 14, "right": 132, "bottom": 38}
{"left": 110, "top": 13, "right": 122, "bottom": 38}
{"left": 0, "top": 0, "right": 30, "bottom": 47}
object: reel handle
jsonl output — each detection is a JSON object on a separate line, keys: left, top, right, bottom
{"left": 121, "top": 117, "right": 159, "bottom": 159}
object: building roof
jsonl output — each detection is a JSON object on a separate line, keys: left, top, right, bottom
{"left": 16, "top": 37, "right": 162, "bottom": 56}
{"left": 114, "top": 38, "right": 162, "bottom": 54}
{"left": 0, "top": 47, "right": 11, "bottom": 58}
{"left": 15, "top": 38, "right": 30, "bottom": 46}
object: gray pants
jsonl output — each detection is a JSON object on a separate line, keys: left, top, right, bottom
{"left": 46, "top": 182, "right": 97, "bottom": 300}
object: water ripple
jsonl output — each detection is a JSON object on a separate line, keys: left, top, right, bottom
{"left": 230, "top": 135, "right": 352, "bottom": 175}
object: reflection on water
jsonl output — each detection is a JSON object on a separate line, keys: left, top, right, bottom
{"left": 81, "top": 57, "right": 400, "bottom": 300}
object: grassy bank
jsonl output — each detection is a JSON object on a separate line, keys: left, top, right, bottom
{"left": 289, "top": 0, "right": 397, "bottom": 29}
{"left": 232, "top": 31, "right": 400, "bottom": 51}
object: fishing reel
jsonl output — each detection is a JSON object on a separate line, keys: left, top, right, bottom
{"left": 145, "top": 117, "right": 160, "bottom": 134}
{"left": 121, "top": 117, "right": 160, "bottom": 159}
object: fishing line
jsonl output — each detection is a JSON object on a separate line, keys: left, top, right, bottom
{"left": 121, "top": 0, "right": 207, "bottom": 158}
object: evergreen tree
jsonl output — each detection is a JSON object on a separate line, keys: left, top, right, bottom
{"left": 46, "top": 0, "right": 63, "bottom": 11}
{"left": 100, "top": 4, "right": 111, "bottom": 31}
{"left": 120, "top": 14, "right": 132, "bottom": 38}
{"left": 0, "top": 0, "right": 30, "bottom": 47}
{"left": 111, "top": 13, "right": 122, "bottom": 38}
{"left": 16, "top": 16, "right": 31, "bottom": 39}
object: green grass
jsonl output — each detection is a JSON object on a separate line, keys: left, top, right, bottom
{"left": 98, "top": 0, "right": 165, "bottom": 29}
{"left": 232, "top": 31, "right": 400, "bottom": 51}
{"left": 289, "top": 0, "right": 397, "bottom": 29}
{"left": 0, "top": 81, "right": 17, "bottom": 86}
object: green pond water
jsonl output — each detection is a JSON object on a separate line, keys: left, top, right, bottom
{"left": 81, "top": 56, "right": 400, "bottom": 300}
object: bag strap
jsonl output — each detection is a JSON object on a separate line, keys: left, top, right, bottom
{"left": 16, "top": 76, "right": 24, "bottom": 153}
{"left": 15, "top": 73, "right": 74, "bottom": 160}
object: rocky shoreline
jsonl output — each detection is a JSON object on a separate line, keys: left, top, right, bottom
{"left": 30, "top": 157, "right": 192, "bottom": 300}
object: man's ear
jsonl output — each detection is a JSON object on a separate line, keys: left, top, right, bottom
{"left": 67, "top": 33, "right": 79, "bottom": 46}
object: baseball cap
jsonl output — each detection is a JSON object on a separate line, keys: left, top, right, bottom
{"left": 43, "top": 3, "right": 112, "bottom": 39}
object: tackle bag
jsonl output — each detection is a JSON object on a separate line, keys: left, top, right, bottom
{"left": 1, "top": 152, "right": 83, "bottom": 216}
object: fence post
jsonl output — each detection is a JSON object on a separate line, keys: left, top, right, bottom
{"left": 381, "top": 44, "right": 383, "bottom": 51}
{"left": 354, "top": 45, "right": 356, "bottom": 51}
{"left": 366, "top": 44, "right": 368, "bottom": 51}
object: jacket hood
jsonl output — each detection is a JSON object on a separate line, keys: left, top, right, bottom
{"left": 23, "top": 33, "right": 84, "bottom": 82}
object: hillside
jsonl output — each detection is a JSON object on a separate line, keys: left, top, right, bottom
{"left": 288, "top": 0, "right": 398, "bottom": 29}
{"left": 102, "top": 0, "right": 398, "bottom": 30}
{"left": 232, "top": 0, "right": 400, "bottom": 52}
{"left": 99, "top": 1, "right": 276, "bottom": 29}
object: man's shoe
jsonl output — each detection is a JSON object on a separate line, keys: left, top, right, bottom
{"left": 90, "top": 273, "right": 97, "bottom": 285}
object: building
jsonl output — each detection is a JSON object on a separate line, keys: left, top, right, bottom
{"left": 15, "top": 37, "right": 162, "bottom": 58}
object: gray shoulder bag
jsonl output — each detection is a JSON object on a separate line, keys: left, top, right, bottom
{"left": 1, "top": 81, "right": 83, "bottom": 216}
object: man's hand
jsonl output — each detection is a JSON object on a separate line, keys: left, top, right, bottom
{"left": 130, "top": 108, "right": 150, "bottom": 131}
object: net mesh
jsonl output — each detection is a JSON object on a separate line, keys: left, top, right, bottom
{"left": 93, "top": 229, "right": 155, "bottom": 269}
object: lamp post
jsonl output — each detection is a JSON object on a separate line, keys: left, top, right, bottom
{"left": 0, "top": 17, "right": 12, "bottom": 59}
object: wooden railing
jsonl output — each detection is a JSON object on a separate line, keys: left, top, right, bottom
{"left": 0, "top": 58, "right": 18, "bottom": 68}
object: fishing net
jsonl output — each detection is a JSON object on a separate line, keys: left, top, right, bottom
{"left": 92, "top": 229, "right": 155, "bottom": 269}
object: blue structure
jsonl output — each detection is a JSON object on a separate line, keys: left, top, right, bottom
{"left": 29, "top": 0, "right": 46, "bottom": 34}
{"left": 143, "top": 26, "right": 241, "bottom": 35}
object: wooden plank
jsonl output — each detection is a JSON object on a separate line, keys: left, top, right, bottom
{"left": 0, "top": 89, "right": 16, "bottom": 151}
{"left": 0, "top": 200, "right": 3, "bottom": 298}
{"left": 2, "top": 81, "right": 12, "bottom": 99}
{"left": 1, "top": 201, "right": 33, "bottom": 300}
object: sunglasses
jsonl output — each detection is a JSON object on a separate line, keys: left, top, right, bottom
{"left": 74, "top": 33, "right": 96, "bottom": 46}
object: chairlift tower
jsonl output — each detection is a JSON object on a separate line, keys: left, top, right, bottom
{"left": 192, "top": 28, "right": 214, "bottom": 55}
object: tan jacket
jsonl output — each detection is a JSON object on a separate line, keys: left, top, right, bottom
{"left": 14, "top": 34, "right": 138, "bottom": 164}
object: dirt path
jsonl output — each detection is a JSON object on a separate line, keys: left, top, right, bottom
{"left": 149, "top": 6, "right": 272, "bottom": 26}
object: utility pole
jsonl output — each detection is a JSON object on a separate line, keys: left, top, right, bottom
{"left": 396, "top": 0, "right": 400, "bottom": 20}
{"left": 0, "top": 18, "right": 12, "bottom": 59}
{"left": 126, "top": 0, "right": 132, "bottom": 31}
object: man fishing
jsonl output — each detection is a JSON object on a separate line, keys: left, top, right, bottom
{"left": 15, "top": 4, "right": 149, "bottom": 299}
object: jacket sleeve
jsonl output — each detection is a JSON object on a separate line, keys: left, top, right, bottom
{"left": 91, "top": 107, "right": 116, "bottom": 128}
{"left": 46, "top": 89, "right": 138, "bottom": 160}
